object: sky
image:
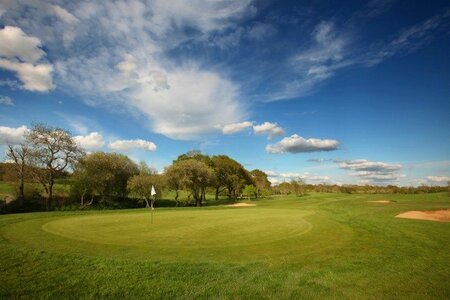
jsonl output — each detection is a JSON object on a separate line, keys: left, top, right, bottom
{"left": 0, "top": 0, "right": 449, "bottom": 186}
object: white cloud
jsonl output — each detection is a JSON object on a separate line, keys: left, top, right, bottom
{"left": 222, "top": 121, "right": 253, "bottom": 135}
{"left": 130, "top": 67, "right": 243, "bottom": 140}
{"left": 427, "top": 176, "right": 450, "bottom": 183}
{"left": 266, "top": 134, "right": 339, "bottom": 154}
{"left": 0, "top": 26, "right": 54, "bottom": 92}
{"left": 109, "top": 139, "right": 157, "bottom": 152}
{"left": 338, "top": 159, "right": 402, "bottom": 172}
{"left": 266, "top": 170, "right": 331, "bottom": 185}
{"left": 253, "top": 122, "right": 285, "bottom": 140}
{"left": 0, "top": 125, "right": 28, "bottom": 145}
{"left": 0, "top": 95, "right": 14, "bottom": 106}
{"left": 263, "top": 170, "right": 278, "bottom": 177}
{"left": 74, "top": 132, "right": 105, "bottom": 150}
{"left": 0, "top": 26, "right": 44, "bottom": 63}
{"left": 0, "top": 59, "right": 54, "bottom": 92}
{"left": 337, "top": 159, "right": 403, "bottom": 184}
{"left": 2, "top": 1, "right": 253, "bottom": 140}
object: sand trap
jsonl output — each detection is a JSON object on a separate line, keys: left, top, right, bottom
{"left": 226, "top": 203, "right": 256, "bottom": 207}
{"left": 396, "top": 210, "right": 450, "bottom": 222}
{"left": 367, "top": 200, "right": 392, "bottom": 204}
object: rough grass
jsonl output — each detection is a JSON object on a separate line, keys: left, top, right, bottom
{"left": 0, "top": 193, "right": 449, "bottom": 299}
{"left": 0, "top": 181, "right": 14, "bottom": 199}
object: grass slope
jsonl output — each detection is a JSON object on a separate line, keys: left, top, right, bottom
{"left": 0, "top": 193, "right": 449, "bottom": 299}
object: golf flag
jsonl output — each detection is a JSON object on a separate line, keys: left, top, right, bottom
{"left": 151, "top": 185, "right": 156, "bottom": 196}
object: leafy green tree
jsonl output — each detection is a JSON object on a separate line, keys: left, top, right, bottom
{"left": 71, "top": 152, "right": 138, "bottom": 203}
{"left": 290, "top": 179, "right": 306, "bottom": 196}
{"left": 138, "top": 161, "right": 157, "bottom": 175}
{"left": 250, "top": 169, "right": 271, "bottom": 198}
{"left": 164, "top": 163, "right": 184, "bottom": 206}
{"left": 211, "top": 155, "right": 253, "bottom": 200}
{"left": 275, "top": 182, "right": 292, "bottom": 195}
{"left": 242, "top": 185, "right": 256, "bottom": 199}
{"left": 172, "top": 159, "right": 213, "bottom": 207}
{"left": 128, "top": 174, "right": 163, "bottom": 208}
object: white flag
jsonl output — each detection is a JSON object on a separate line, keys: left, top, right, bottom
{"left": 151, "top": 185, "right": 156, "bottom": 196}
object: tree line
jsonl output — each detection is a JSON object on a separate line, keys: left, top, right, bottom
{"left": 2, "top": 123, "right": 271, "bottom": 211}
{"left": 1, "top": 123, "right": 448, "bottom": 213}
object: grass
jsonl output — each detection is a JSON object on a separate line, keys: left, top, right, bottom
{"left": 0, "top": 192, "right": 449, "bottom": 299}
{"left": 0, "top": 180, "right": 72, "bottom": 201}
{"left": 0, "top": 181, "right": 14, "bottom": 200}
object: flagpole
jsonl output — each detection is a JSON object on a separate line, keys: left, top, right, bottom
{"left": 150, "top": 185, "right": 156, "bottom": 224}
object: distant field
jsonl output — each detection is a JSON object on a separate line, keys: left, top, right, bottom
{"left": 0, "top": 181, "right": 14, "bottom": 200}
{"left": 0, "top": 180, "right": 73, "bottom": 201}
{"left": 0, "top": 193, "right": 449, "bottom": 298}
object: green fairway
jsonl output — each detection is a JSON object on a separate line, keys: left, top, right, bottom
{"left": 1, "top": 193, "right": 449, "bottom": 299}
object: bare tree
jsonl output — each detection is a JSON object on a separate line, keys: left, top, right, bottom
{"left": 6, "top": 143, "right": 29, "bottom": 206}
{"left": 26, "top": 123, "right": 84, "bottom": 209}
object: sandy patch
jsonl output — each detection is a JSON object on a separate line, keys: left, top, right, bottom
{"left": 396, "top": 210, "right": 450, "bottom": 222}
{"left": 226, "top": 203, "right": 256, "bottom": 207}
{"left": 367, "top": 200, "right": 392, "bottom": 203}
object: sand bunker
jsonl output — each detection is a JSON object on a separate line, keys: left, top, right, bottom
{"left": 226, "top": 203, "right": 256, "bottom": 207}
{"left": 367, "top": 200, "right": 392, "bottom": 204}
{"left": 396, "top": 210, "right": 450, "bottom": 222}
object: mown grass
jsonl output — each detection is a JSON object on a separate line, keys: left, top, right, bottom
{"left": 0, "top": 193, "right": 449, "bottom": 299}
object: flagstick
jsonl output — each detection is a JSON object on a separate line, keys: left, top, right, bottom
{"left": 150, "top": 185, "right": 156, "bottom": 224}
{"left": 151, "top": 207, "right": 153, "bottom": 224}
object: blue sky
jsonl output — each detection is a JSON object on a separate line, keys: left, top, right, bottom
{"left": 0, "top": 0, "right": 449, "bottom": 186}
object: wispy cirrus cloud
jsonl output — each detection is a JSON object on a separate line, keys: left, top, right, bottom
{"left": 0, "top": 95, "right": 14, "bottom": 106}
{"left": 266, "top": 8, "right": 450, "bottom": 101}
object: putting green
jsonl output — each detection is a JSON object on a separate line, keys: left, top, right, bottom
{"left": 1, "top": 204, "right": 355, "bottom": 263}
{"left": 42, "top": 209, "right": 313, "bottom": 248}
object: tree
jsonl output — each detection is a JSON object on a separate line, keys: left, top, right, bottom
{"left": 6, "top": 144, "right": 29, "bottom": 206}
{"left": 164, "top": 163, "right": 184, "bottom": 206}
{"left": 290, "top": 179, "right": 306, "bottom": 196}
{"left": 71, "top": 152, "right": 138, "bottom": 204}
{"left": 250, "top": 169, "right": 271, "bottom": 198}
{"left": 71, "top": 167, "right": 94, "bottom": 207}
{"left": 242, "top": 185, "right": 256, "bottom": 199}
{"left": 26, "top": 123, "right": 84, "bottom": 209}
{"left": 138, "top": 161, "right": 157, "bottom": 175}
{"left": 211, "top": 155, "right": 253, "bottom": 200}
{"left": 172, "top": 159, "right": 213, "bottom": 207}
{"left": 128, "top": 174, "right": 163, "bottom": 208}
{"left": 276, "top": 182, "right": 292, "bottom": 195}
